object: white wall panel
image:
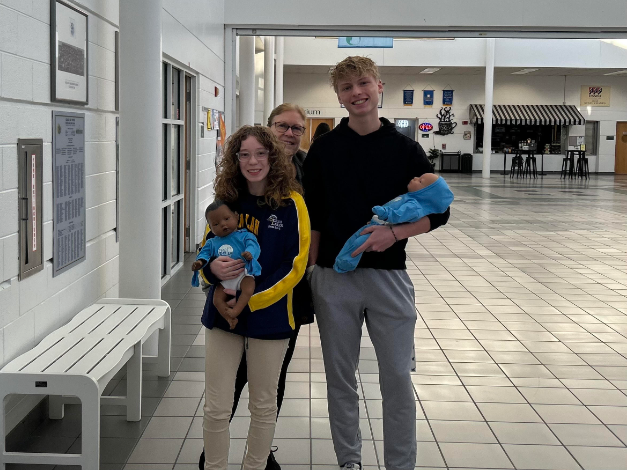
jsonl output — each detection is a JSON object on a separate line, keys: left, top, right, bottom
{"left": 162, "top": 6, "right": 225, "bottom": 86}
{"left": 226, "top": 0, "right": 627, "bottom": 29}
{"left": 1, "top": 54, "right": 33, "bottom": 101}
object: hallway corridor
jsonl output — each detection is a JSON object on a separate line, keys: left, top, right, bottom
{"left": 13, "top": 174, "right": 627, "bottom": 470}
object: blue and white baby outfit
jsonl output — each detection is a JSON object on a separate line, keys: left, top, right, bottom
{"left": 191, "top": 229, "right": 261, "bottom": 288}
{"left": 334, "top": 177, "right": 454, "bottom": 273}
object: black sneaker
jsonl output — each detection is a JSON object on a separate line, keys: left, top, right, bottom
{"left": 199, "top": 449, "right": 205, "bottom": 470}
{"left": 340, "top": 463, "right": 362, "bottom": 470}
{"left": 265, "top": 446, "right": 281, "bottom": 470}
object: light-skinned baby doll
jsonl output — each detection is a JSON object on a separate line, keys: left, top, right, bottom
{"left": 334, "top": 173, "right": 454, "bottom": 273}
{"left": 191, "top": 200, "right": 261, "bottom": 328}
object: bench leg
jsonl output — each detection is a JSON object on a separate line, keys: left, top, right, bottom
{"left": 156, "top": 312, "right": 171, "bottom": 378}
{"left": 49, "top": 395, "right": 65, "bottom": 419}
{"left": 80, "top": 385, "right": 100, "bottom": 470}
{"left": 0, "top": 387, "right": 5, "bottom": 469}
{"left": 126, "top": 342, "right": 143, "bottom": 422}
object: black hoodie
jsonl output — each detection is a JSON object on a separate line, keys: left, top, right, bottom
{"left": 303, "top": 117, "right": 450, "bottom": 270}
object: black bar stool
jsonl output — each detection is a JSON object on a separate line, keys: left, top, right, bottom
{"left": 574, "top": 150, "right": 589, "bottom": 179}
{"left": 523, "top": 153, "right": 537, "bottom": 179}
{"left": 561, "top": 151, "right": 575, "bottom": 179}
{"left": 510, "top": 153, "right": 524, "bottom": 178}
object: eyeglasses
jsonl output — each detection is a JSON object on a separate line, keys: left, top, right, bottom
{"left": 272, "top": 122, "right": 306, "bottom": 137}
{"left": 236, "top": 149, "right": 270, "bottom": 161}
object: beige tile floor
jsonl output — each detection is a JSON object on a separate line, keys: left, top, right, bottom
{"left": 12, "top": 174, "right": 627, "bottom": 470}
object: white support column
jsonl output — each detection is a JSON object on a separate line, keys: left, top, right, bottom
{"left": 239, "top": 36, "right": 255, "bottom": 127}
{"left": 263, "top": 36, "right": 275, "bottom": 125}
{"left": 119, "top": 0, "right": 162, "bottom": 299}
{"left": 275, "top": 36, "right": 284, "bottom": 106}
{"left": 482, "top": 38, "right": 496, "bottom": 179}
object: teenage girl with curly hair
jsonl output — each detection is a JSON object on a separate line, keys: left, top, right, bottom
{"left": 198, "top": 125, "right": 310, "bottom": 470}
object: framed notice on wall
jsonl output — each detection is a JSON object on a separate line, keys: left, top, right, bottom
{"left": 52, "top": 111, "right": 86, "bottom": 277}
{"left": 51, "top": 0, "right": 88, "bottom": 105}
{"left": 580, "top": 86, "right": 611, "bottom": 107}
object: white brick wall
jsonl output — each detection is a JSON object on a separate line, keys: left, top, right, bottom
{"left": 0, "top": 1, "right": 122, "bottom": 373}
{"left": 0, "top": 0, "right": 226, "bottom": 432}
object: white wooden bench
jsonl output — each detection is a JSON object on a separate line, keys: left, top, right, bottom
{"left": 0, "top": 298, "right": 171, "bottom": 469}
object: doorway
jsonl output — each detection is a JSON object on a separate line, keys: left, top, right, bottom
{"left": 302, "top": 118, "right": 335, "bottom": 151}
{"left": 616, "top": 122, "right": 627, "bottom": 175}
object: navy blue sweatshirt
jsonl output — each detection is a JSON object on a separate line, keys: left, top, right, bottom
{"left": 303, "top": 117, "right": 450, "bottom": 270}
{"left": 200, "top": 191, "right": 310, "bottom": 339}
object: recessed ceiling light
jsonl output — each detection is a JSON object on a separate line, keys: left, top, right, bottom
{"left": 420, "top": 68, "right": 441, "bottom": 74}
{"left": 604, "top": 70, "right": 627, "bottom": 75}
{"left": 511, "top": 69, "right": 539, "bottom": 75}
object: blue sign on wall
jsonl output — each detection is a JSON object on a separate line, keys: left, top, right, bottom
{"left": 403, "top": 90, "right": 414, "bottom": 106}
{"left": 338, "top": 37, "right": 394, "bottom": 48}
{"left": 423, "top": 90, "right": 434, "bottom": 107}
{"left": 443, "top": 90, "right": 454, "bottom": 106}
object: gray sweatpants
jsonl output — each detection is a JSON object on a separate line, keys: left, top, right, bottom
{"left": 311, "top": 267, "right": 417, "bottom": 470}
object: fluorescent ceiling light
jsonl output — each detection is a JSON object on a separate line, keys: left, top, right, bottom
{"left": 420, "top": 68, "right": 441, "bottom": 74}
{"left": 604, "top": 70, "right": 627, "bottom": 75}
{"left": 511, "top": 68, "right": 539, "bottom": 75}
{"left": 395, "top": 38, "right": 454, "bottom": 41}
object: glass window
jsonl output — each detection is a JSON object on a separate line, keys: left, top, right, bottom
{"left": 475, "top": 124, "right": 564, "bottom": 154}
{"left": 585, "top": 121, "right": 599, "bottom": 155}
{"left": 171, "top": 201, "right": 180, "bottom": 268}
{"left": 162, "top": 124, "right": 168, "bottom": 201}
{"left": 171, "top": 126, "right": 180, "bottom": 196}
{"left": 163, "top": 62, "right": 168, "bottom": 119}
{"left": 162, "top": 207, "right": 168, "bottom": 277}
{"left": 394, "top": 119, "right": 416, "bottom": 140}
{"left": 172, "top": 67, "right": 180, "bottom": 120}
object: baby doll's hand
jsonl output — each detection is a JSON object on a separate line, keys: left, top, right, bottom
{"left": 191, "top": 260, "right": 203, "bottom": 271}
{"left": 241, "top": 251, "right": 253, "bottom": 261}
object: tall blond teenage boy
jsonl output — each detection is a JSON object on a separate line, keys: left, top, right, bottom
{"left": 303, "top": 57, "right": 451, "bottom": 470}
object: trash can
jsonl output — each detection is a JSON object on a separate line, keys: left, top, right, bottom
{"left": 461, "top": 153, "right": 473, "bottom": 173}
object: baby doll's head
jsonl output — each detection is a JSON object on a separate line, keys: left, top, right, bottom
{"left": 407, "top": 173, "right": 439, "bottom": 192}
{"left": 205, "top": 200, "right": 239, "bottom": 237}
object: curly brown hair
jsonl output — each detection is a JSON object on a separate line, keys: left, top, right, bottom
{"left": 214, "top": 126, "right": 302, "bottom": 209}
{"left": 329, "top": 56, "right": 381, "bottom": 92}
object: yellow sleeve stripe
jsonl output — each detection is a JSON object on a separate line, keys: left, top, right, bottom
{"left": 199, "top": 223, "right": 212, "bottom": 285}
{"left": 249, "top": 191, "right": 310, "bottom": 313}
{"left": 287, "top": 289, "right": 295, "bottom": 330}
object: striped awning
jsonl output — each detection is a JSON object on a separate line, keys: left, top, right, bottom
{"left": 469, "top": 104, "right": 585, "bottom": 126}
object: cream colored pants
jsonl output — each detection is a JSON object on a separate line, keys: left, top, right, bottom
{"left": 203, "top": 327, "right": 289, "bottom": 470}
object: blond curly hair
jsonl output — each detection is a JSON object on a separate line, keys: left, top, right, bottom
{"left": 329, "top": 56, "right": 381, "bottom": 92}
{"left": 214, "top": 126, "right": 302, "bottom": 209}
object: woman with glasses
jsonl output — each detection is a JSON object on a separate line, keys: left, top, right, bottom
{"left": 267, "top": 104, "right": 308, "bottom": 183}
{"left": 200, "top": 104, "right": 313, "bottom": 470}
{"left": 198, "top": 125, "right": 310, "bottom": 470}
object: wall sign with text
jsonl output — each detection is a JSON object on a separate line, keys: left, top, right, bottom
{"left": 581, "top": 86, "right": 611, "bottom": 107}
{"left": 338, "top": 37, "right": 393, "bottom": 48}
{"left": 52, "top": 111, "right": 86, "bottom": 276}
{"left": 443, "top": 90, "right": 454, "bottom": 106}
{"left": 423, "top": 90, "right": 434, "bottom": 107}
{"left": 51, "top": 0, "right": 88, "bottom": 104}
{"left": 419, "top": 122, "right": 433, "bottom": 133}
{"left": 403, "top": 90, "right": 414, "bottom": 106}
